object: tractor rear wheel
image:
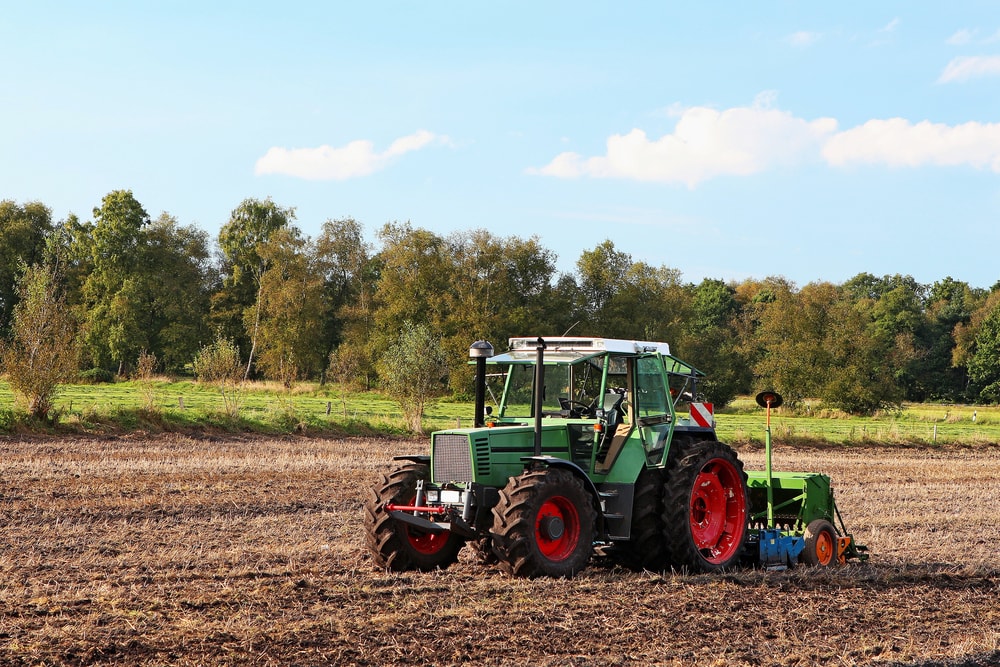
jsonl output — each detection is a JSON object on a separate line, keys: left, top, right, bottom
{"left": 801, "top": 519, "right": 838, "bottom": 566}
{"left": 491, "top": 467, "right": 596, "bottom": 578}
{"left": 610, "top": 468, "right": 670, "bottom": 571}
{"left": 662, "top": 441, "right": 749, "bottom": 572}
{"left": 364, "top": 462, "right": 464, "bottom": 572}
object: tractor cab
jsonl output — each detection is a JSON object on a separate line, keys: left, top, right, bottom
{"left": 482, "top": 337, "right": 715, "bottom": 476}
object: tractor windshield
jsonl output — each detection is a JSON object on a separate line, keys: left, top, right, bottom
{"left": 499, "top": 357, "right": 604, "bottom": 418}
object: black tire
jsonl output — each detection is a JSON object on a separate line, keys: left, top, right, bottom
{"left": 491, "top": 467, "right": 596, "bottom": 578}
{"left": 364, "top": 463, "right": 464, "bottom": 572}
{"left": 610, "top": 468, "right": 671, "bottom": 571}
{"left": 662, "top": 441, "right": 749, "bottom": 573}
{"left": 801, "top": 519, "right": 838, "bottom": 567}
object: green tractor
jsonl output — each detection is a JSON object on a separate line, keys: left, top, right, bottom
{"left": 364, "top": 337, "right": 866, "bottom": 577}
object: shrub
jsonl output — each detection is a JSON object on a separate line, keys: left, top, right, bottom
{"left": 79, "top": 368, "right": 115, "bottom": 384}
{"left": 0, "top": 265, "right": 78, "bottom": 420}
{"left": 193, "top": 337, "right": 244, "bottom": 418}
{"left": 376, "top": 322, "right": 448, "bottom": 433}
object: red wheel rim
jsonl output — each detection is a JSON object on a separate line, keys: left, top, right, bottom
{"left": 689, "top": 458, "right": 746, "bottom": 564}
{"left": 401, "top": 491, "right": 452, "bottom": 555}
{"left": 535, "top": 495, "right": 581, "bottom": 561}
{"left": 406, "top": 527, "right": 452, "bottom": 555}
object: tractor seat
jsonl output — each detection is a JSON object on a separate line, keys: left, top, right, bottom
{"left": 601, "top": 390, "right": 626, "bottom": 431}
{"left": 594, "top": 391, "right": 627, "bottom": 468}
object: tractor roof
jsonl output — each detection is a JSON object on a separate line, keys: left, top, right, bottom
{"left": 487, "top": 337, "right": 672, "bottom": 364}
{"left": 508, "top": 337, "right": 670, "bottom": 355}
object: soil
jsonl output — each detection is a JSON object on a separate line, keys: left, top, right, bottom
{"left": 0, "top": 434, "right": 997, "bottom": 666}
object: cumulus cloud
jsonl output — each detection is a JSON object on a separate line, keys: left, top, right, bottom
{"left": 822, "top": 118, "right": 1000, "bottom": 171}
{"left": 255, "top": 130, "right": 446, "bottom": 180}
{"left": 938, "top": 55, "right": 1000, "bottom": 83}
{"left": 528, "top": 97, "right": 837, "bottom": 188}
{"left": 530, "top": 96, "right": 1000, "bottom": 186}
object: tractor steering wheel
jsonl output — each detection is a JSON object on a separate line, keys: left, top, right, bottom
{"left": 559, "top": 398, "right": 595, "bottom": 418}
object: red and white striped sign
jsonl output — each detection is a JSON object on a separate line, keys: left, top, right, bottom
{"left": 689, "top": 402, "right": 714, "bottom": 428}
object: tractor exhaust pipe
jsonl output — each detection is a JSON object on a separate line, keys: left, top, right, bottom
{"left": 469, "top": 340, "right": 494, "bottom": 428}
{"left": 533, "top": 337, "right": 546, "bottom": 456}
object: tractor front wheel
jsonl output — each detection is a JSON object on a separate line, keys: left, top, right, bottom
{"left": 364, "top": 462, "right": 465, "bottom": 572}
{"left": 801, "top": 519, "right": 838, "bottom": 567}
{"left": 662, "top": 441, "right": 749, "bottom": 572}
{"left": 491, "top": 467, "right": 596, "bottom": 578}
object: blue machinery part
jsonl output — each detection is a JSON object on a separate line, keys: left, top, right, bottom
{"left": 758, "top": 529, "right": 804, "bottom": 570}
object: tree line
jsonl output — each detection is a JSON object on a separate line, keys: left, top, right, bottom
{"left": 2, "top": 190, "right": 1000, "bottom": 419}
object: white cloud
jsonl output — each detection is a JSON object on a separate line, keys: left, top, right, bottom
{"left": 880, "top": 18, "right": 900, "bottom": 33}
{"left": 255, "top": 130, "right": 446, "bottom": 180}
{"left": 938, "top": 55, "right": 1000, "bottom": 83}
{"left": 946, "top": 28, "right": 975, "bottom": 46}
{"left": 822, "top": 118, "right": 1000, "bottom": 171}
{"left": 531, "top": 97, "right": 1000, "bottom": 186}
{"left": 528, "top": 98, "right": 837, "bottom": 188}
{"left": 787, "top": 31, "right": 820, "bottom": 47}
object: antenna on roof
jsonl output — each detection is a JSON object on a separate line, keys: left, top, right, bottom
{"left": 561, "top": 321, "right": 580, "bottom": 336}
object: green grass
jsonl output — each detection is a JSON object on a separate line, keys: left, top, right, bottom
{"left": 717, "top": 396, "right": 1000, "bottom": 446}
{"left": 1, "top": 379, "right": 999, "bottom": 444}
{"left": 0, "top": 378, "right": 475, "bottom": 435}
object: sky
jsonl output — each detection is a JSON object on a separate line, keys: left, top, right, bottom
{"left": 3, "top": 2, "right": 1000, "bottom": 289}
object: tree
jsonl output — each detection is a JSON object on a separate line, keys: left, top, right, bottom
{"left": 78, "top": 190, "right": 152, "bottom": 374}
{"left": 0, "top": 264, "right": 78, "bottom": 420}
{"left": 914, "top": 277, "right": 983, "bottom": 401}
{"left": 377, "top": 322, "right": 449, "bottom": 433}
{"left": 574, "top": 240, "right": 633, "bottom": 334}
{"left": 439, "top": 229, "right": 558, "bottom": 393}
{"left": 143, "top": 214, "right": 215, "bottom": 372}
{"left": 217, "top": 197, "right": 295, "bottom": 379}
{"left": 967, "top": 298, "right": 1000, "bottom": 402}
{"left": 679, "top": 279, "right": 749, "bottom": 407}
{"left": 315, "top": 218, "right": 377, "bottom": 385}
{"left": 0, "top": 200, "right": 53, "bottom": 337}
{"left": 254, "top": 227, "right": 327, "bottom": 386}
{"left": 748, "top": 281, "right": 837, "bottom": 403}
{"left": 819, "top": 296, "right": 903, "bottom": 415}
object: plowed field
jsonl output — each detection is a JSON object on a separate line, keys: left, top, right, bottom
{"left": 0, "top": 435, "right": 997, "bottom": 666}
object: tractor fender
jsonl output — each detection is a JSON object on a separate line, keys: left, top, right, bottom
{"left": 520, "top": 455, "right": 607, "bottom": 538}
{"left": 392, "top": 455, "right": 431, "bottom": 465}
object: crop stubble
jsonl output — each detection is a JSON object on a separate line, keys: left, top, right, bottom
{"left": 0, "top": 435, "right": 997, "bottom": 666}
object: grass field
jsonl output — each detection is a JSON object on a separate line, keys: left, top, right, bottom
{"left": 0, "top": 434, "right": 996, "bottom": 665}
{"left": 3, "top": 379, "right": 1000, "bottom": 447}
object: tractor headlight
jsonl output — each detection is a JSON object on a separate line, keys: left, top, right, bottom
{"left": 439, "top": 489, "right": 463, "bottom": 504}
{"left": 425, "top": 489, "right": 439, "bottom": 502}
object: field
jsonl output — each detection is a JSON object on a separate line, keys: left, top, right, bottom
{"left": 0, "top": 434, "right": 997, "bottom": 666}
{"left": 5, "top": 379, "right": 1000, "bottom": 448}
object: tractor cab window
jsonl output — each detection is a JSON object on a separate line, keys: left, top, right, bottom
{"left": 635, "top": 356, "right": 670, "bottom": 418}
{"left": 634, "top": 355, "right": 674, "bottom": 464}
{"left": 499, "top": 364, "right": 537, "bottom": 417}
{"left": 499, "top": 357, "right": 604, "bottom": 418}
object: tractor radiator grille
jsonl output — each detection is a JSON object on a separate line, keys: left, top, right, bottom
{"left": 432, "top": 434, "right": 473, "bottom": 483}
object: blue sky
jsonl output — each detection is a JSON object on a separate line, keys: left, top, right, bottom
{"left": 3, "top": 2, "right": 1000, "bottom": 288}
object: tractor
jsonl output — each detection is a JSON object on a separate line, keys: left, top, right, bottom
{"left": 364, "top": 337, "right": 866, "bottom": 577}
